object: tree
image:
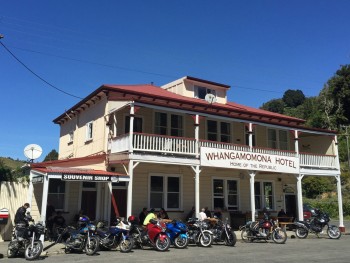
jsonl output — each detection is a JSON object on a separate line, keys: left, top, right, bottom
{"left": 302, "top": 177, "right": 335, "bottom": 199}
{"left": 282, "top": 89, "right": 306, "bottom": 108}
{"left": 43, "top": 149, "right": 58, "bottom": 162}
{"left": 260, "top": 99, "right": 284, "bottom": 113}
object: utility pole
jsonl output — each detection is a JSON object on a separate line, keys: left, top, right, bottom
{"left": 340, "top": 125, "right": 350, "bottom": 171}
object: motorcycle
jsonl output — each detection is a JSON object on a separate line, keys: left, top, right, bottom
{"left": 64, "top": 215, "right": 100, "bottom": 255}
{"left": 165, "top": 219, "right": 189, "bottom": 249}
{"left": 208, "top": 217, "right": 237, "bottom": 246}
{"left": 294, "top": 209, "right": 341, "bottom": 239}
{"left": 128, "top": 215, "right": 171, "bottom": 251}
{"left": 7, "top": 215, "right": 45, "bottom": 260}
{"left": 186, "top": 218, "right": 213, "bottom": 247}
{"left": 240, "top": 213, "right": 287, "bottom": 244}
{"left": 96, "top": 218, "right": 134, "bottom": 252}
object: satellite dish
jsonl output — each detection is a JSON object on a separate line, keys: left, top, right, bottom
{"left": 24, "top": 144, "right": 43, "bottom": 161}
{"left": 205, "top": 93, "right": 217, "bottom": 104}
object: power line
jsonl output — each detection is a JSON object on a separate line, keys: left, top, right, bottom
{"left": 0, "top": 37, "right": 83, "bottom": 99}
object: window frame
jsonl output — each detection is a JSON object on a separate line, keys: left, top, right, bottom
{"left": 212, "top": 178, "right": 240, "bottom": 211}
{"left": 48, "top": 179, "right": 66, "bottom": 211}
{"left": 206, "top": 119, "right": 231, "bottom": 143}
{"left": 254, "top": 180, "right": 275, "bottom": 211}
{"left": 125, "top": 115, "right": 144, "bottom": 134}
{"left": 194, "top": 85, "right": 217, "bottom": 100}
{"left": 86, "top": 121, "right": 93, "bottom": 142}
{"left": 154, "top": 112, "right": 184, "bottom": 137}
{"left": 148, "top": 173, "right": 182, "bottom": 211}
{"left": 267, "top": 128, "right": 289, "bottom": 150}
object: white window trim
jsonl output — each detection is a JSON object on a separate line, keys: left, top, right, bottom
{"left": 254, "top": 180, "right": 275, "bottom": 211}
{"left": 47, "top": 178, "right": 67, "bottom": 211}
{"left": 267, "top": 128, "right": 289, "bottom": 150}
{"left": 86, "top": 121, "right": 93, "bottom": 142}
{"left": 206, "top": 119, "right": 232, "bottom": 142}
{"left": 212, "top": 177, "right": 240, "bottom": 211}
{"left": 153, "top": 111, "right": 184, "bottom": 137}
{"left": 148, "top": 173, "right": 183, "bottom": 211}
{"left": 68, "top": 130, "right": 74, "bottom": 143}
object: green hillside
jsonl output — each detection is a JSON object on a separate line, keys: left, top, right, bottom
{"left": 0, "top": 157, "right": 26, "bottom": 170}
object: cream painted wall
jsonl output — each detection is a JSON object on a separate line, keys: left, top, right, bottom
{"left": 58, "top": 97, "right": 108, "bottom": 159}
{"left": 299, "top": 135, "right": 334, "bottom": 155}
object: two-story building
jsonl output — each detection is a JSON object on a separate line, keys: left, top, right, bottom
{"left": 27, "top": 76, "right": 345, "bottom": 231}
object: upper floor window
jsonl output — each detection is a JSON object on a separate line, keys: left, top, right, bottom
{"left": 149, "top": 174, "right": 181, "bottom": 210}
{"left": 68, "top": 130, "right": 74, "bottom": 143}
{"left": 268, "top": 129, "right": 288, "bottom": 150}
{"left": 194, "top": 85, "right": 216, "bottom": 100}
{"left": 155, "top": 112, "right": 183, "bottom": 137}
{"left": 125, "top": 116, "right": 143, "bottom": 133}
{"left": 86, "top": 121, "right": 93, "bottom": 141}
{"left": 207, "top": 120, "right": 231, "bottom": 142}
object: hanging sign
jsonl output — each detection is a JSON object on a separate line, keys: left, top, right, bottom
{"left": 32, "top": 175, "right": 43, "bottom": 184}
{"left": 200, "top": 147, "right": 299, "bottom": 174}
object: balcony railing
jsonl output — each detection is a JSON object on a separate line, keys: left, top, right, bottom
{"left": 109, "top": 133, "right": 339, "bottom": 170}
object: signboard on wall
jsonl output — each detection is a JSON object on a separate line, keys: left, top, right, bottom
{"left": 61, "top": 174, "right": 118, "bottom": 182}
{"left": 200, "top": 147, "right": 299, "bottom": 174}
{"left": 32, "top": 175, "right": 43, "bottom": 184}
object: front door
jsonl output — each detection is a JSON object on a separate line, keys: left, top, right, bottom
{"left": 284, "top": 194, "right": 297, "bottom": 219}
{"left": 81, "top": 191, "right": 97, "bottom": 221}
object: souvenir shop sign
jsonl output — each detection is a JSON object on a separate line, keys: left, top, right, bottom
{"left": 200, "top": 147, "right": 299, "bottom": 174}
{"left": 61, "top": 174, "right": 119, "bottom": 182}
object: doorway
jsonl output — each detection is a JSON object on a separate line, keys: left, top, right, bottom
{"left": 110, "top": 188, "right": 127, "bottom": 223}
{"left": 81, "top": 182, "right": 97, "bottom": 221}
{"left": 284, "top": 194, "right": 297, "bottom": 219}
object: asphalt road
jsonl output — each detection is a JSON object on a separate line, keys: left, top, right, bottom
{"left": 0, "top": 234, "right": 349, "bottom": 263}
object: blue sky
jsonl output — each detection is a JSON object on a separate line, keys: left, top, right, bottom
{"left": 1, "top": 0, "right": 350, "bottom": 161}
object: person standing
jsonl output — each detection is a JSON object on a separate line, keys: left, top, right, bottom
{"left": 14, "top": 203, "right": 30, "bottom": 224}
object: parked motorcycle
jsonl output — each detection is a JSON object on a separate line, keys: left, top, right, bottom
{"left": 96, "top": 219, "right": 134, "bottom": 252}
{"left": 294, "top": 209, "right": 341, "bottom": 239}
{"left": 128, "top": 216, "right": 171, "bottom": 251}
{"left": 186, "top": 218, "right": 213, "bottom": 247}
{"left": 208, "top": 217, "right": 237, "bottom": 246}
{"left": 64, "top": 216, "right": 100, "bottom": 255}
{"left": 165, "top": 219, "right": 189, "bottom": 249}
{"left": 7, "top": 215, "right": 45, "bottom": 260}
{"left": 240, "top": 213, "right": 287, "bottom": 244}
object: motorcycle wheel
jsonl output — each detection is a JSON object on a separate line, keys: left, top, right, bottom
{"left": 174, "top": 235, "right": 189, "bottom": 249}
{"left": 119, "top": 237, "right": 134, "bottom": 253}
{"left": 7, "top": 241, "right": 18, "bottom": 258}
{"left": 199, "top": 232, "right": 213, "bottom": 247}
{"left": 85, "top": 237, "right": 99, "bottom": 256}
{"left": 25, "top": 240, "right": 43, "bottom": 261}
{"left": 155, "top": 236, "right": 171, "bottom": 252}
{"left": 224, "top": 230, "right": 237, "bottom": 246}
{"left": 241, "top": 228, "right": 253, "bottom": 243}
{"left": 271, "top": 228, "right": 287, "bottom": 244}
{"left": 295, "top": 227, "right": 309, "bottom": 239}
{"left": 327, "top": 226, "right": 341, "bottom": 239}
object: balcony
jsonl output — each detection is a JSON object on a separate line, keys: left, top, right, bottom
{"left": 108, "top": 133, "right": 339, "bottom": 172}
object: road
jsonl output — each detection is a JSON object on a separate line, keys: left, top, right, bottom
{"left": 0, "top": 235, "right": 349, "bottom": 263}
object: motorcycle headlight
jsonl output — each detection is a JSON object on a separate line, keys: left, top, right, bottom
{"left": 89, "top": 225, "right": 96, "bottom": 231}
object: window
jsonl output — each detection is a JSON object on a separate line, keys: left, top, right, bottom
{"left": 155, "top": 112, "right": 183, "bottom": 137}
{"left": 268, "top": 129, "right": 288, "bottom": 150}
{"left": 125, "top": 116, "right": 143, "bottom": 133}
{"left": 207, "top": 120, "right": 231, "bottom": 142}
{"left": 68, "top": 130, "right": 74, "bottom": 143}
{"left": 86, "top": 122, "right": 93, "bottom": 141}
{"left": 213, "top": 179, "right": 239, "bottom": 211}
{"left": 150, "top": 174, "right": 181, "bottom": 210}
{"left": 194, "top": 85, "right": 216, "bottom": 100}
{"left": 254, "top": 181, "right": 274, "bottom": 210}
{"left": 48, "top": 179, "right": 65, "bottom": 210}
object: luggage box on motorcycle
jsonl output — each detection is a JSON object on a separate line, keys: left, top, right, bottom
{"left": 0, "top": 208, "right": 9, "bottom": 225}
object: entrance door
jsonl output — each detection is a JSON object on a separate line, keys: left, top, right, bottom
{"left": 110, "top": 189, "right": 127, "bottom": 222}
{"left": 284, "top": 194, "right": 297, "bottom": 219}
{"left": 81, "top": 191, "right": 97, "bottom": 221}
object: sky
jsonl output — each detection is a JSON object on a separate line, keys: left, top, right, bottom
{"left": 1, "top": 0, "right": 350, "bottom": 162}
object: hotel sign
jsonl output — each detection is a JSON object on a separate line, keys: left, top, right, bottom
{"left": 200, "top": 147, "right": 299, "bottom": 174}
{"left": 61, "top": 174, "right": 118, "bottom": 182}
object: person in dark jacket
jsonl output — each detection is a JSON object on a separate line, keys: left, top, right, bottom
{"left": 14, "top": 203, "right": 30, "bottom": 224}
